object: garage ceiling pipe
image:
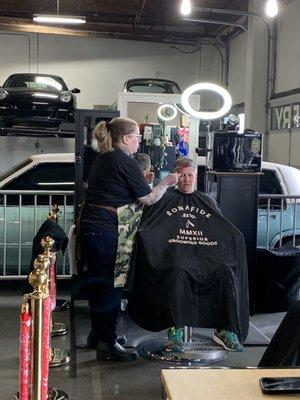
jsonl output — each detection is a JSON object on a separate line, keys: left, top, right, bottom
{"left": 182, "top": 17, "right": 247, "bottom": 32}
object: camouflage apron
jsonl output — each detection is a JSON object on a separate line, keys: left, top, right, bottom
{"left": 114, "top": 202, "right": 143, "bottom": 288}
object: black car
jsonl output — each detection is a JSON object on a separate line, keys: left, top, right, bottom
{"left": 0, "top": 73, "right": 80, "bottom": 127}
{"left": 123, "top": 78, "right": 181, "bottom": 94}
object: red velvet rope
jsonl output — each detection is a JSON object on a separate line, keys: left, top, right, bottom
{"left": 41, "top": 296, "right": 51, "bottom": 400}
{"left": 49, "top": 261, "right": 57, "bottom": 311}
{"left": 19, "top": 308, "right": 32, "bottom": 400}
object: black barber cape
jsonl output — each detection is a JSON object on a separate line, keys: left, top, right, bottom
{"left": 128, "top": 189, "right": 249, "bottom": 342}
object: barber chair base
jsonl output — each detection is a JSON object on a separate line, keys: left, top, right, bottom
{"left": 136, "top": 337, "right": 228, "bottom": 366}
{"left": 51, "top": 321, "right": 68, "bottom": 336}
{"left": 54, "top": 299, "right": 71, "bottom": 312}
{"left": 13, "top": 388, "right": 68, "bottom": 400}
{"left": 49, "top": 348, "right": 71, "bottom": 368}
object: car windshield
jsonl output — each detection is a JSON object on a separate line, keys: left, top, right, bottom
{"left": 0, "top": 158, "right": 32, "bottom": 182}
{"left": 3, "top": 74, "right": 68, "bottom": 92}
{"left": 125, "top": 79, "right": 181, "bottom": 94}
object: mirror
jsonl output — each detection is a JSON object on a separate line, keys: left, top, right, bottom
{"left": 117, "top": 92, "right": 201, "bottom": 177}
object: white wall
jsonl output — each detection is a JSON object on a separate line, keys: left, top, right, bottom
{"left": 226, "top": 0, "right": 300, "bottom": 103}
{"left": 276, "top": 0, "right": 300, "bottom": 93}
{"left": 227, "top": 33, "right": 247, "bottom": 105}
{"left": 0, "top": 30, "right": 226, "bottom": 170}
{"left": 0, "top": 30, "right": 228, "bottom": 110}
{"left": 0, "top": 32, "right": 203, "bottom": 109}
{"left": 198, "top": 45, "right": 224, "bottom": 110}
{"left": 0, "top": 32, "right": 32, "bottom": 77}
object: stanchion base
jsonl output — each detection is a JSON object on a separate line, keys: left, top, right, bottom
{"left": 51, "top": 322, "right": 68, "bottom": 336}
{"left": 50, "top": 348, "right": 71, "bottom": 368}
{"left": 54, "top": 299, "right": 71, "bottom": 312}
{"left": 137, "top": 337, "right": 228, "bottom": 366}
{"left": 13, "top": 387, "right": 68, "bottom": 399}
{"left": 48, "top": 387, "right": 69, "bottom": 399}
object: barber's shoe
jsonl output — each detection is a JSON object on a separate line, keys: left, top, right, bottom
{"left": 96, "top": 341, "right": 138, "bottom": 362}
{"left": 165, "top": 327, "right": 184, "bottom": 353}
{"left": 87, "top": 331, "right": 127, "bottom": 349}
{"left": 213, "top": 330, "right": 244, "bottom": 352}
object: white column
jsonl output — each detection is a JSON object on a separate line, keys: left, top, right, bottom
{"left": 244, "top": 0, "right": 269, "bottom": 134}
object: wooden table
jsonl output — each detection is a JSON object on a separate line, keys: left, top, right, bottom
{"left": 161, "top": 368, "right": 300, "bottom": 400}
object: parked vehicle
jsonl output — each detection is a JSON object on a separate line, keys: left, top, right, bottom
{"left": 1, "top": 153, "right": 299, "bottom": 276}
{"left": 0, "top": 73, "right": 80, "bottom": 127}
{"left": 123, "top": 78, "right": 181, "bottom": 94}
{"left": 258, "top": 161, "right": 300, "bottom": 249}
{"left": 0, "top": 153, "right": 74, "bottom": 276}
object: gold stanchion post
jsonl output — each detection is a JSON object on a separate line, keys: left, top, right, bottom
{"left": 40, "top": 237, "right": 70, "bottom": 368}
{"left": 14, "top": 238, "right": 68, "bottom": 400}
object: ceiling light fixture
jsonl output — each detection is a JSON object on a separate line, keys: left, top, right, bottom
{"left": 180, "top": 0, "right": 192, "bottom": 16}
{"left": 265, "top": 0, "right": 279, "bottom": 18}
{"left": 33, "top": 0, "right": 86, "bottom": 25}
{"left": 33, "top": 14, "right": 86, "bottom": 24}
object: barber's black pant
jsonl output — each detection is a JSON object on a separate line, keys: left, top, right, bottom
{"left": 258, "top": 301, "right": 300, "bottom": 367}
{"left": 81, "top": 225, "right": 122, "bottom": 345}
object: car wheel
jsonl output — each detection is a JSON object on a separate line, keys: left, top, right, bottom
{"left": 281, "top": 237, "right": 300, "bottom": 249}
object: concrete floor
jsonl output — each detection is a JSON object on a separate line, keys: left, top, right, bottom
{"left": 0, "top": 290, "right": 285, "bottom": 400}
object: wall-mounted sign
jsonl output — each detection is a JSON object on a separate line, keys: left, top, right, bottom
{"left": 271, "top": 102, "right": 300, "bottom": 130}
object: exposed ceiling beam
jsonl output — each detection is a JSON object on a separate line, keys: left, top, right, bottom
{"left": 0, "top": 17, "right": 207, "bottom": 45}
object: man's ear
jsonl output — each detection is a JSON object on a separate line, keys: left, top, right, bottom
{"left": 122, "top": 135, "right": 129, "bottom": 145}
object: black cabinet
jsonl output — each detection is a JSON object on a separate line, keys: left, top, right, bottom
{"left": 74, "top": 109, "right": 120, "bottom": 218}
{"left": 207, "top": 171, "right": 260, "bottom": 313}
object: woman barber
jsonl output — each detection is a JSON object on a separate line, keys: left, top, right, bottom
{"left": 80, "top": 117, "right": 178, "bottom": 362}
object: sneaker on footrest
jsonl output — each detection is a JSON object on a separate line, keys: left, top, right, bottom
{"left": 213, "top": 330, "right": 244, "bottom": 352}
{"left": 165, "top": 327, "right": 184, "bottom": 353}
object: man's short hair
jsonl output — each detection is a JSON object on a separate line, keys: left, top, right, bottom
{"left": 174, "top": 157, "right": 196, "bottom": 172}
{"left": 134, "top": 153, "right": 151, "bottom": 172}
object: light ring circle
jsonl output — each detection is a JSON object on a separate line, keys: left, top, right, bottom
{"left": 157, "top": 103, "right": 178, "bottom": 121}
{"left": 181, "top": 82, "right": 232, "bottom": 120}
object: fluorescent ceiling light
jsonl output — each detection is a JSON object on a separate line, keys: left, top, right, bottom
{"left": 181, "top": 82, "right": 232, "bottom": 120}
{"left": 265, "top": 0, "right": 279, "bottom": 17}
{"left": 33, "top": 14, "right": 86, "bottom": 24}
{"left": 157, "top": 104, "right": 178, "bottom": 121}
{"left": 180, "top": 0, "right": 191, "bottom": 16}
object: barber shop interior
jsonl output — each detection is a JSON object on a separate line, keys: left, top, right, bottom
{"left": 0, "top": 0, "right": 300, "bottom": 399}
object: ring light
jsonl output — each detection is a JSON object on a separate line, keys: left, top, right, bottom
{"left": 174, "top": 103, "right": 190, "bottom": 117}
{"left": 181, "top": 82, "right": 232, "bottom": 120}
{"left": 157, "top": 103, "right": 178, "bottom": 121}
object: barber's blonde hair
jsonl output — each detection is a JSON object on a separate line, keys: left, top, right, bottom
{"left": 92, "top": 117, "right": 138, "bottom": 153}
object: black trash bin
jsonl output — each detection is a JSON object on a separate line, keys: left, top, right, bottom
{"left": 256, "top": 247, "right": 300, "bottom": 313}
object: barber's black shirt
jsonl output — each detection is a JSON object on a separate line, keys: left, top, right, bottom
{"left": 81, "top": 149, "right": 151, "bottom": 230}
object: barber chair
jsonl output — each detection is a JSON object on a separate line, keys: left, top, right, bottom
{"left": 136, "top": 326, "right": 228, "bottom": 366}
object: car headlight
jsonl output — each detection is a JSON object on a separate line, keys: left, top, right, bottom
{"left": 59, "top": 91, "right": 72, "bottom": 102}
{"left": 0, "top": 88, "right": 8, "bottom": 101}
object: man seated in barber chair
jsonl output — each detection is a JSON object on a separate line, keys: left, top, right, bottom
{"left": 128, "top": 157, "right": 249, "bottom": 353}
